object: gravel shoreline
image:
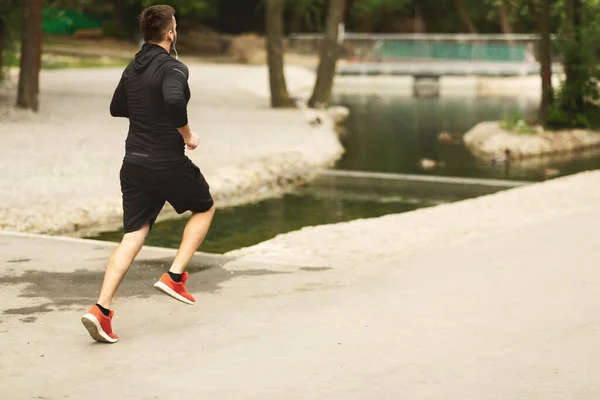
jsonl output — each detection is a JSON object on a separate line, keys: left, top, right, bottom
{"left": 0, "top": 65, "right": 343, "bottom": 236}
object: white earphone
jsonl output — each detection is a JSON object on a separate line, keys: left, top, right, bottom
{"left": 169, "top": 31, "right": 179, "bottom": 60}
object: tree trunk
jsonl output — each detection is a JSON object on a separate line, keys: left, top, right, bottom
{"left": 352, "top": 0, "right": 372, "bottom": 32}
{"left": 454, "top": 0, "right": 477, "bottom": 34}
{"left": 565, "top": 0, "right": 574, "bottom": 39}
{"left": 498, "top": 0, "right": 513, "bottom": 34}
{"left": 308, "top": 0, "right": 346, "bottom": 108}
{"left": 0, "top": 18, "right": 5, "bottom": 80}
{"left": 413, "top": 4, "right": 426, "bottom": 33}
{"left": 289, "top": 1, "right": 305, "bottom": 34}
{"left": 538, "top": 0, "right": 553, "bottom": 124}
{"left": 17, "top": 0, "right": 42, "bottom": 111}
{"left": 265, "top": 0, "right": 295, "bottom": 108}
{"left": 563, "top": 0, "right": 584, "bottom": 111}
{"left": 573, "top": 0, "right": 583, "bottom": 110}
{"left": 110, "top": 0, "right": 137, "bottom": 40}
{"left": 514, "top": 1, "right": 528, "bottom": 32}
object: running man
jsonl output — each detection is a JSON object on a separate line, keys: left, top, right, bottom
{"left": 81, "top": 5, "right": 215, "bottom": 343}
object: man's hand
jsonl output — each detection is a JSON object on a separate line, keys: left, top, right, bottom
{"left": 185, "top": 132, "right": 199, "bottom": 150}
{"left": 177, "top": 124, "right": 199, "bottom": 150}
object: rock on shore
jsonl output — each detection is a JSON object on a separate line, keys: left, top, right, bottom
{"left": 464, "top": 121, "right": 600, "bottom": 159}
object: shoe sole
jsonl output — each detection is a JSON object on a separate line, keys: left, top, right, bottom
{"left": 81, "top": 314, "right": 119, "bottom": 344}
{"left": 153, "top": 281, "right": 195, "bottom": 305}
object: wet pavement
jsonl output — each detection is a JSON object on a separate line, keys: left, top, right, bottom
{"left": 0, "top": 233, "right": 300, "bottom": 323}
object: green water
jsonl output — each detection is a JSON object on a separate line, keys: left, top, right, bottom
{"left": 90, "top": 94, "right": 600, "bottom": 253}
{"left": 90, "top": 189, "right": 429, "bottom": 253}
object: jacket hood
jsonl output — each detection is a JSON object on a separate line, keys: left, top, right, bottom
{"left": 133, "top": 43, "right": 169, "bottom": 73}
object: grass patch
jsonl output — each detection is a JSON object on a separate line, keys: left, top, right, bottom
{"left": 8, "top": 53, "right": 128, "bottom": 70}
{"left": 500, "top": 113, "right": 537, "bottom": 135}
{"left": 41, "top": 58, "right": 128, "bottom": 70}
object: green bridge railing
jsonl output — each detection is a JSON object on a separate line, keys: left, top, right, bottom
{"left": 290, "top": 33, "right": 545, "bottom": 63}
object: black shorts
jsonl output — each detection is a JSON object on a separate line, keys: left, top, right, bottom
{"left": 120, "top": 160, "right": 214, "bottom": 233}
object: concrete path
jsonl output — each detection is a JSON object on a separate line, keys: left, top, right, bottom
{"left": 1, "top": 203, "right": 600, "bottom": 399}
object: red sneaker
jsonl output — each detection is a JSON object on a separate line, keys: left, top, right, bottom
{"left": 81, "top": 306, "right": 119, "bottom": 343}
{"left": 154, "top": 272, "right": 196, "bottom": 305}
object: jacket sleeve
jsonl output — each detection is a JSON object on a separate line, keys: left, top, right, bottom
{"left": 109, "top": 74, "right": 129, "bottom": 118}
{"left": 162, "top": 66, "right": 189, "bottom": 128}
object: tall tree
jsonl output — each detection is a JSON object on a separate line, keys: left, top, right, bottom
{"left": 289, "top": 1, "right": 306, "bottom": 34}
{"left": 538, "top": 0, "right": 553, "bottom": 123}
{"left": 497, "top": 0, "right": 513, "bottom": 34}
{"left": 265, "top": 0, "right": 295, "bottom": 108}
{"left": 287, "top": 0, "right": 327, "bottom": 33}
{"left": 308, "top": 0, "right": 346, "bottom": 108}
{"left": 563, "top": 0, "right": 584, "bottom": 111}
{"left": 17, "top": 0, "right": 42, "bottom": 111}
{"left": 454, "top": 0, "right": 478, "bottom": 33}
{"left": 351, "top": 0, "right": 372, "bottom": 32}
{"left": 0, "top": 0, "right": 17, "bottom": 82}
{"left": 565, "top": 0, "right": 575, "bottom": 38}
{"left": 0, "top": 17, "right": 5, "bottom": 80}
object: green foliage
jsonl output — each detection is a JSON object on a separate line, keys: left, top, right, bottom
{"left": 0, "top": 0, "right": 22, "bottom": 82}
{"left": 135, "top": 0, "right": 218, "bottom": 18}
{"left": 545, "top": 103, "right": 600, "bottom": 129}
{"left": 544, "top": 105, "right": 570, "bottom": 127}
{"left": 348, "top": 0, "right": 419, "bottom": 32}
{"left": 345, "top": 0, "right": 543, "bottom": 34}
{"left": 44, "top": 0, "right": 218, "bottom": 40}
{"left": 46, "top": 0, "right": 218, "bottom": 17}
{"left": 545, "top": 0, "right": 600, "bottom": 129}
{"left": 501, "top": 112, "right": 537, "bottom": 135}
{"left": 544, "top": 103, "right": 600, "bottom": 129}
{"left": 285, "top": 0, "right": 327, "bottom": 31}
{"left": 483, "top": 0, "right": 532, "bottom": 19}
{"left": 351, "top": 0, "right": 412, "bottom": 16}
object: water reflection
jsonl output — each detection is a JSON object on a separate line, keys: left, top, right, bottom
{"left": 90, "top": 190, "right": 428, "bottom": 253}
{"left": 334, "top": 94, "right": 600, "bottom": 181}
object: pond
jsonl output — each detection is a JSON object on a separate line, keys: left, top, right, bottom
{"left": 336, "top": 94, "right": 600, "bottom": 181}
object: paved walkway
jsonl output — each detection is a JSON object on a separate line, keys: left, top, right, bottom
{"left": 0, "top": 63, "right": 342, "bottom": 235}
{"left": 1, "top": 184, "right": 599, "bottom": 398}
{"left": 228, "top": 170, "right": 600, "bottom": 268}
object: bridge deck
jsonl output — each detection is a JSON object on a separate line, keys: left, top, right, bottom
{"left": 336, "top": 61, "right": 563, "bottom": 77}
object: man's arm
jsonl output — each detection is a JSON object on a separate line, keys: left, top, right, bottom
{"left": 109, "top": 74, "right": 129, "bottom": 118}
{"left": 162, "top": 66, "right": 198, "bottom": 149}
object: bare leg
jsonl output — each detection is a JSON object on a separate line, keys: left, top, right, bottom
{"left": 97, "top": 222, "right": 150, "bottom": 309}
{"left": 169, "top": 206, "right": 215, "bottom": 274}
